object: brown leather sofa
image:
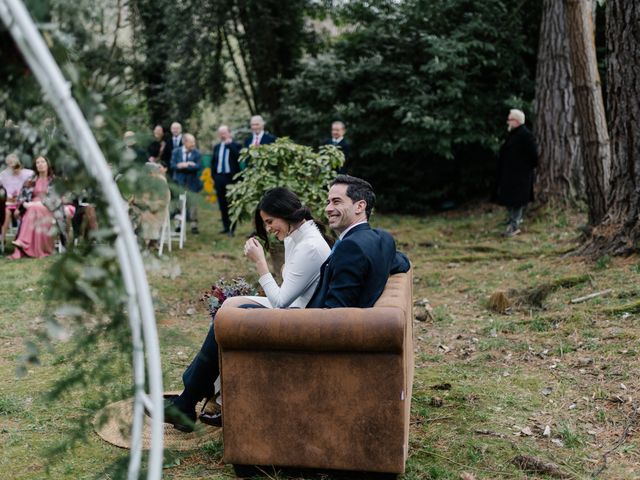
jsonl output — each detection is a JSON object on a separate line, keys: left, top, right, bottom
{"left": 215, "top": 269, "right": 414, "bottom": 474}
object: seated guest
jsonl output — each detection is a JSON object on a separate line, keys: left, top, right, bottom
{"left": 160, "top": 176, "right": 409, "bottom": 431}
{"left": 124, "top": 131, "right": 147, "bottom": 163}
{"left": 170, "top": 133, "right": 202, "bottom": 234}
{"left": 129, "top": 162, "right": 171, "bottom": 249}
{"left": 0, "top": 154, "right": 34, "bottom": 244}
{"left": 323, "top": 120, "right": 350, "bottom": 174}
{"left": 9, "top": 156, "right": 70, "bottom": 259}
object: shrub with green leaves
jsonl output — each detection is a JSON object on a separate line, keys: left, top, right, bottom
{"left": 227, "top": 138, "right": 344, "bottom": 225}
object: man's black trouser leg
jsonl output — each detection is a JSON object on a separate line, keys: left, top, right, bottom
{"left": 175, "top": 304, "right": 265, "bottom": 413}
{"left": 214, "top": 174, "right": 232, "bottom": 231}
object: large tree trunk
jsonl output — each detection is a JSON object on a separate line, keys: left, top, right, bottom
{"left": 564, "top": 0, "right": 610, "bottom": 225}
{"left": 534, "top": 0, "right": 583, "bottom": 204}
{"left": 582, "top": 0, "right": 640, "bottom": 256}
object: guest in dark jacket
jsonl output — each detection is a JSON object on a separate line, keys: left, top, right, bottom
{"left": 495, "top": 109, "right": 538, "bottom": 237}
{"left": 323, "top": 121, "right": 350, "bottom": 174}
{"left": 147, "top": 125, "right": 171, "bottom": 169}
{"left": 170, "top": 133, "right": 202, "bottom": 234}
{"left": 166, "top": 122, "right": 183, "bottom": 178}
{"left": 212, "top": 125, "right": 241, "bottom": 235}
{"left": 243, "top": 115, "right": 276, "bottom": 149}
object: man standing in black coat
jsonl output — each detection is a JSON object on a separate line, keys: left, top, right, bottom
{"left": 212, "top": 125, "right": 241, "bottom": 236}
{"left": 495, "top": 109, "right": 538, "bottom": 237}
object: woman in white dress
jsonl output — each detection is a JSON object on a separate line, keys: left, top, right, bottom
{"left": 225, "top": 187, "right": 332, "bottom": 309}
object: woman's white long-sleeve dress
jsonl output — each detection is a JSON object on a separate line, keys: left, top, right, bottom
{"left": 246, "top": 220, "right": 331, "bottom": 308}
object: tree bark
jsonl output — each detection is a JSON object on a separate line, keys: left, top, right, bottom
{"left": 564, "top": 0, "right": 610, "bottom": 225}
{"left": 582, "top": 0, "right": 640, "bottom": 256}
{"left": 534, "top": 0, "right": 583, "bottom": 204}
{"left": 220, "top": 24, "right": 257, "bottom": 115}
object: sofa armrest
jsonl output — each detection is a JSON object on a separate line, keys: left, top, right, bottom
{"left": 215, "top": 306, "right": 405, "bottom": 353}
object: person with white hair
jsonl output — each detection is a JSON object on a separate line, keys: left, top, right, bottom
{"left": 166, "top": 122, "right": 183, "bottom": 178}
{"left": 495, "top": 109, "right": 538, "bottom": 237}
{"left": 170, "top": 133, "right": 202, "bottom": 234}
{"left": 243, "top": 115, "right": 276, "bottom": 149}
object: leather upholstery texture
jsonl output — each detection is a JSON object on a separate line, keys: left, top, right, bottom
{"left": 215, "top": 269, "right": 414, "bottom": 474}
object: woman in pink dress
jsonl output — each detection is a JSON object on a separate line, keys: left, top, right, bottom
{"left": 10, "top": 156, "right": 59, "bottom": 259}
{"left": 0, "top": 154, "right": 34, "bottom": 245}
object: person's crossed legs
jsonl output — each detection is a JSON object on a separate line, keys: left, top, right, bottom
{"left": 165, "top": 299, "right": 265, "bottom": 431}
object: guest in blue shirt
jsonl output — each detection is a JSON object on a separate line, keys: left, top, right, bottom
{"left": 212, "top": 125, "right": 241, "bottom": 236}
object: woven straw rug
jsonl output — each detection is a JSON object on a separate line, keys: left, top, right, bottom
{"left": 93, "top": 392, "right": 221, "bottom": 451}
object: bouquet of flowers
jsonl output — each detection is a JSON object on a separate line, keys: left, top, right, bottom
{"left": 201, "top": 277, "right": 258, "bottom": 321}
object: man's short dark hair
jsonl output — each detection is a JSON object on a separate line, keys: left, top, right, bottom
{"left": 331, "top": 175, "right": 376, "bottom": 219}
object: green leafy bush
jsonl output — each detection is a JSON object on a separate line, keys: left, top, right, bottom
{"left": 227, "top": 138, "right": 344, "bottom": 225}
{"left": 278, "top": 0, "right": 541, "bottom": 212}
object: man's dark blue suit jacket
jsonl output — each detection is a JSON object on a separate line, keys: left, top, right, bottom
{"left": 212, "top": 141, "right": 241, "bottom": 176}
{"left": 307, "top": 223, "right": 410, "bottom": 308}
{"left": 170, "top": 147, "right": 202, "bottom": 192}
{"left": 243, "top": 132, "right": 277, "bottom": 148}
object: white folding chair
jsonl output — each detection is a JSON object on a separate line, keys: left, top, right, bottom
{"left": 174, "top": 192, "right": 187, "bottom": 249}
{"left": 158, "top": 207, "right": 172, "bottom": 256}
{"left": 54, "top": 238, "right": 65, "bottom": 253}
{"left": 158, "top": 192, "right": 187, "bottom": 255}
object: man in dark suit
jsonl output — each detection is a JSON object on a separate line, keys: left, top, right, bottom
{"left": 307, "top": 175, "right": 409, "bottom": 308}
{"left": 160, "top": 175, "right": 409, "bottom": 431}
{"left": 166, "top": 122, "right": 183, "bottom": 178}
{"left": 212, "top": 125, "right": 241, "bottom": 235}
{"left": 323, "top": 121, "right": 350, "bottom": 174}
{"left": 243, "top": 115, "right": 276, "bottom": 149}
{"left": 170, "top": 133, "right": 202, "bottom": 234}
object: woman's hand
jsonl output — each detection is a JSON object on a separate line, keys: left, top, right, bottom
{"left": 244, "top": 237, "right": 269, "bottom": 276}
{"left": 244, "top": 237, "right": 265, "bottom": 263}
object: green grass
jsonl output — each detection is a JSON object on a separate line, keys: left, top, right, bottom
{"left": 2, "top": 201, "right": 640, "bottom": 479}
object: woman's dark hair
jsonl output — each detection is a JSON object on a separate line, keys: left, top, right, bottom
{"left": 35, "top": 155, "right": 54, "bottom": 179}
{"left": 254, "top": 187, "right": 334, "bottom": 251}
